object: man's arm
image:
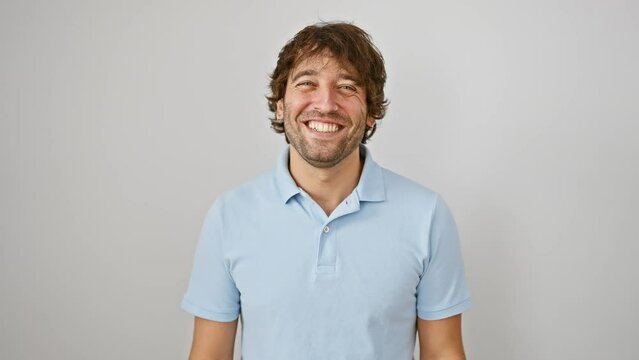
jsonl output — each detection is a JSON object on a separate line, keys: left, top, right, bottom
{"left": 188, "top": 316, "right": 238, "bottom": 360}
{"left": 417, "top": 314, "right": 466, "bottom": 360}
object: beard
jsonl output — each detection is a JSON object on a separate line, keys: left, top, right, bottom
{"left": 282, "top": 105, "right": 366, "bottom": 169}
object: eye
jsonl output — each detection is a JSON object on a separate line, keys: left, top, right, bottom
{"left": 295, "top": 81, "right": 315, "bottom": 88}
{"left": 338, "top": 84, "right": 358, "bottom": 94}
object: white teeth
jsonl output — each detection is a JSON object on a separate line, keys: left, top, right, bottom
{"left": 307, "top": 121, "right": 340, "bottom": 133}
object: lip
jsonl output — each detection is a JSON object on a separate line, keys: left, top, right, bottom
{"left": 301, "top": 118, "right": 346, "bottom": 127}
{"left": 302, "top": 120, "right": 346, "bottom": 139}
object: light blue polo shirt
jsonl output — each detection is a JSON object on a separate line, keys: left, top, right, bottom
{"left": 181, "top": 145, "right": 472, "bottom": 359}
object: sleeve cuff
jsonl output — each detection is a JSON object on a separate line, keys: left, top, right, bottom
{"left": 181, "top": 297, "right": 240, "bottom": 322}
{"left": 417, "top": 297, "right": 472, "bottom": 320}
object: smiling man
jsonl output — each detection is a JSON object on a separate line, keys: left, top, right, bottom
{"left": 182, "top": 22, "right": 472, "bottom": 360}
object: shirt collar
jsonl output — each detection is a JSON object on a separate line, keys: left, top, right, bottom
{"left": 274, "top": 145, "right": 301, "bottom": 203}
{"left": 274, "top": 144, "right": 386, "bottom": 204}
{"left": 355, "top": 145, "right": 386, "bottom": 202}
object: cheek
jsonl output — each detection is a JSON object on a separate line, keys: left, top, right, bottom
{"left": 284, "top": 98, "right": 310, "bottom": 116}
{"left": 346, "top": 97, "right": 368, "bottom": 115}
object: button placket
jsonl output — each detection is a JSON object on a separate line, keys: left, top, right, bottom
{"left": 317, "top": 223, "right": 337, "bottom": 273}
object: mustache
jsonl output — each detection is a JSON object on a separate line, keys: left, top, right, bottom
{"left": 297, "top": 110, "right": 348, "bottom": 123}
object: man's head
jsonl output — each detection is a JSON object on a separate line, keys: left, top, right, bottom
{"left": 268, "top": 22, "right": 388, "bottom": 140}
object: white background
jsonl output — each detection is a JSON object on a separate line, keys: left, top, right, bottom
{"left": 1, "top": 0, "right": 638, "bottom": 359}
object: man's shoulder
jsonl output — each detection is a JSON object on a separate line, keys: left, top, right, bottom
{"left": 379, "top": 166, "right": 439, "bottom": 202}
{"left": 215, "top": 169, "right": 278, "bottom": 208}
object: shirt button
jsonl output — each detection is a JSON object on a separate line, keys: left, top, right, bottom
{"left": 323, "top": 226, "right": 330, "bottom": 233}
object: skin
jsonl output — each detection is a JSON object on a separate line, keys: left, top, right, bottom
{"left": 418, "top": 314, "right": 466, "bottom": 359}
{"left": 187, "top": 53, "right": 466, "bottom": 359}
{"left": 188, "top": 317, "right": 237, "bottom": 360}
{"left": 276, "top": 53, "right": 374, "bottom": 215}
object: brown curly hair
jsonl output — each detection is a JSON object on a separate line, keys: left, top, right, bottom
{"left": 267, "top": 21, "right": 388, "bottom": 144}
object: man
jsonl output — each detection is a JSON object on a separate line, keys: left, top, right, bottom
{"left": 182, "top": 21, "right": 472, "bottom": 359}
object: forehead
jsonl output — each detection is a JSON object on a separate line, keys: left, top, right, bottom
{"left": 289, "top": 53, "right": 360, "bottom": 80}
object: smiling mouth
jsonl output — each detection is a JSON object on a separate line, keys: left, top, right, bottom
{"left": 305, "top": 120, "right": 344, "bottom": 133}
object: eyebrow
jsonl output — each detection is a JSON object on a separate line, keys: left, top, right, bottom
{"left": 291, "top": 70, "right": 318, "bottom": 82}
{"left": 290, "top": 69, "right": 362, "bottom": 85}
{"left": 340, "top": 74, "right": 362, "bottom": 85}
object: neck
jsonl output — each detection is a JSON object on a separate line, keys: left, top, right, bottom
{"left": 288, "top": 146, "right": 364, "bottom": 216}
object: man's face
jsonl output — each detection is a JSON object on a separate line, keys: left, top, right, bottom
{"left": 276, "top": 54, "right": 374, "bottom": 169}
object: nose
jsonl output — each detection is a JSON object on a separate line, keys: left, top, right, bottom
{"left": 313, "top": 86, "right": 339, "bottom": 113}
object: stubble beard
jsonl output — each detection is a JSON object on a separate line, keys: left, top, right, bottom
{"left": 282, "top": 105, "right": 365, "bottom": 169}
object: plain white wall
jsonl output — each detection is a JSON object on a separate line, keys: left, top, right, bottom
{"left": 2, "top": 0, "right": 638, "bottom": 359}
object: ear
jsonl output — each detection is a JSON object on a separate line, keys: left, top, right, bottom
{"left": 276, "top": 100, "right": 284, "bottom": 120}
{"left": 366, "top": 115, "right": 375, "bottom": 127}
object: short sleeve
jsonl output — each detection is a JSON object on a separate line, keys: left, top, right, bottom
{"left": 181, "top": 199, "right": 241, "bottom": 322}
{"left": 416, "top": 195, "right": 472, "bottom": 320}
